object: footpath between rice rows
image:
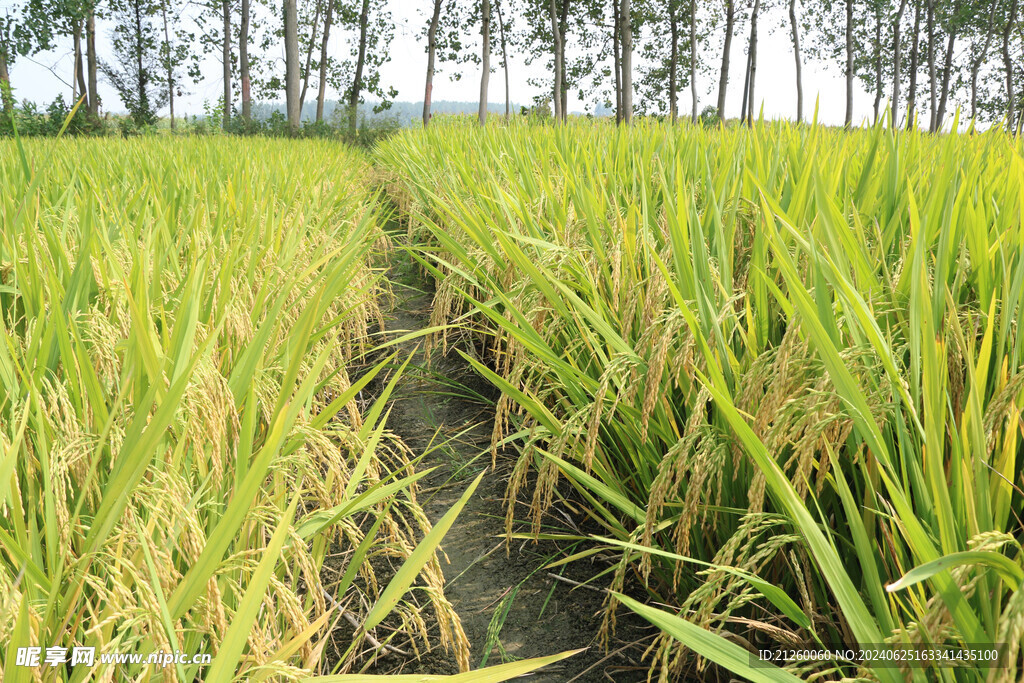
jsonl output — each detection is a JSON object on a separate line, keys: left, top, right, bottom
{"left": 375, "top": 228, "right": 651, "bottom": 681}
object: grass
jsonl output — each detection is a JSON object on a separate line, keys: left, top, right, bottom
{"left": 377, "top": 116, "right": 1024, "bottom": 681}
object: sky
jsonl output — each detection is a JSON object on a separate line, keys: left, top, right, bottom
{"left": 4, "top": 1, "right": 884, "bottom": 127}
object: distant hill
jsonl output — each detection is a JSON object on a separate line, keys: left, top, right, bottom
{"left": 249, "top": 100, "right": 521, "bottom": 127}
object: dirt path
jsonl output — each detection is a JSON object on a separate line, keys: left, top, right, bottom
{"left": 379, "top": 239, "right": 652, "bottom": 681}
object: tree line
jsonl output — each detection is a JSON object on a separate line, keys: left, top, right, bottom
{"left": 2, "top": 0, "right": 1023, "bottom": 133}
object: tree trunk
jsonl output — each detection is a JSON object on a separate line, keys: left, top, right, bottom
{"left": 1004, "top": 0, "right": 1017, "bottom": 127}
{"left": 315, "top": 0, "right": 332, "bottom": 122}
{"left": 907, "top": 0, "right": 921, "bottom": 128}
{"left": 746, "top": 0, "right": 760, "bottom": 125}
{"left": 74, "top": 22, "right": 88, "bottom": 107}
{"left": 549, "top": 0, "right": 563, "bottom": 120}
{"left": 284, "top": 0, "right": 300, "bottom": 134}
{"left": 669, "top": 0, "right": 679, "bottom": 121}
{"left": 87, "top": 12, "right": 98, "bottom": 115}
{"left": 241, "top": 0, "right": 252, "bottom": 123}
{"left": 613, "top": 0, "right": 621, "bottom": 122}
{"left": 717, "top": 0, "right": 735, "bottom": 119}
{"left": 690, "top": 0, "right": 698, "bottom": 121}
{"left": 496, "top": 0, "right": 510, "bottom": 119}
{"left": 789, "top": 0, "right": 803, "bottom": 122}
{"left": 348, "top": 0, "right": 370, "bottom": 134}
{"left": 479, "top": 0, "right": 490, "bottom": 125}
{"left": 222, "top": 0, "right": 231, "bottom": 128}
{"left": 926, "top": 0, "right": 936, "bottom": 131}
{"left": 71, "top": 37, "right": 77, "bottom": 102}
{"left": 0, "top": 47, "right": 12, "bottom": 115}
{"left": 135, "top": 0, "right": 146, "bottom": 118}
{"left": 934, "top": 18, "right": 957, "bottom": 129}
{"left": 845, "top": 0, "right": 854, "bottom": 127}
{"left": 872, "top": 8, "right": 882, "bottom": 123}
{"left": 971, "top": 0, "right": 998, "bottom": 120}
{"left": 161, "top": 2, "right": 174, "bottom": 128}
{"left": 620, "top": 0, "right": 632, "bottom": 123}
{"left": 559, "top": 0, "right": 569, "bottom": 117}
{"left": 739, "top": 39, "right": 751, "bottom": 123}
{"left": 424, "top": 0, "right": 442, "bottom": 126}
{"left": 299, "top": 0, "right": 322, "bottom": 112}
{"left": 891, "top": 0, "right": 908, "bottom": 126}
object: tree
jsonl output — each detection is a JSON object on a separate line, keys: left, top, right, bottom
{"left": 157, "top": 0, "right": 195, "bottom": 129}
{"left": 789, "top": 0, "right": 803, "bottom": 121}
{"left": 689, "top": 0, "right": 698, "bottom": 121}
{"left": 45, "top": 0, "right": 100, "bottom": 113}
{"left": 72, "top": 6, "right": 87, "bottom": 104}
{"left": 669, "top": 0, "right": 680, "bottom": 121}
{"left": 284, "top": 0, "right": 299, "bottom": 132}
{"left": 240, "top": 0, "right": 251, "bottom": 122}
{"left": 495, "top": 0, "right": 510, "bottom": 119}
{"left": 514, "top": 0, "right": 603, "bottom": 118}
{"left": 870, "top": 0, "right": 882, "bottom": 122}
{"left": 479, "top": 0, "right": 490, "bottom": 124}
{"left": 86, "top": 9, "right": 97, "bottom": 114}
{"left": 222, "top": 0, "right": 230, "bottom": 126}
{"left": 347, "top": 0, "right": 370, "bottom": 132}
{"left": 298, "top": 0, "right": 323, "bottom": 112}
{"left": 1, "top": 16, "right": 15, "bottom": 113}
{"left": 802, "top": 0, "right": 861, "bottom": 126}
{"left": 422, "top": 0, "right": 480, "bottom": 125}
{"left": 926, "top": 0, "right": 936, "bottom": 129}
{"left": 636, "top": 0, "right": 689, "bottom": 120}
{"left": 1, "top": 0, "right": 55, "bottom": 114}
{"left": 314, "top": 0, "right": 332, "bottom": 121}
{"left": 717, "top": 0, "right": 735, "bottom": 119}
{"left": 102, "top": 0, "right": 167, "bottom": 126}
{"left": 192, "top": 0, "right": 235, "bottom": 124}
{"left": 619, "top": 0, "right": 632, "bottom": 122}
{"left": 337, "top": 0, "right": 396, "bottom": 133}
{"left": 906, "top": 0, "right": 921, "bottom": 127}
{"left": 968, "top": 0, "right": 998, "bottom": 120}
{"left": 891, "top": 0, "right": 908, "bottom": 125}
{"left": 423, "top": 0, "right": 442, "bottom": 125}
{"left": 291, "top": 0, "right": 393, "bottom": 127}
{"left": 548, "top": 0, "right": 563, "bottom": 120}
{"left": 845, "top": 0, "right": 854, "bottom": 126}
{"left": 613, "top": 0, "right": 620, "bottom": 119}
{"left": 556, "top": 0, "right": 568, "bottom": 114}
{"left": 1003, "top": 0, "right": 1017, "bottom": 125}
{"left": 740, "top": 0, "right": 762, "bottom": 125}
{"left": 932, "top": 0, "right": 962, "bottom": 130}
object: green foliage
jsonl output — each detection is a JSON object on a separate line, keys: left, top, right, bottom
{"left": 0, "top": 0, "right": 56, "bottom": 76}
{"left": 518, "top": 101, "right": 552, "bottom": 121}
{"left": 0, "top": 94, "right": 106, "bottom": 136}
{"left": 698, "top": 103, "right": 719, "bottom": 126}
{"left": 0, "top": 136, "right": 469, "bottom": 679}
{"left": 101, "top": 0, "right": 167, "bottom": 126}
{"left": 378, "top": 118, "right": 1024, "bottom": 681}
{"left": 215, "top": 105, "right": 402, "bottom": 146}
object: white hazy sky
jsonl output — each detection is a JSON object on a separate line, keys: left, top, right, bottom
{"left": 6, "top": 1, "right": 883, "bottom": 126}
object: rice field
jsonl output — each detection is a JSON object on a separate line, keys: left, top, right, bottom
{"left": 2, "top": 120, "right": 1023, "bottom": 682}
{"left": 379, "top": 118, "right": 1024, "bottom": 681}
{"left": 0, "top": 137, "right": 490, "bottom": 681}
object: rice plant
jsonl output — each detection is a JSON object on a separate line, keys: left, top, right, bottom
{"left": 378, "top": 117, "right": 1024, "bottom": 681}
{"left": 0, "top": 136, "right": 474, "bottom": 681}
